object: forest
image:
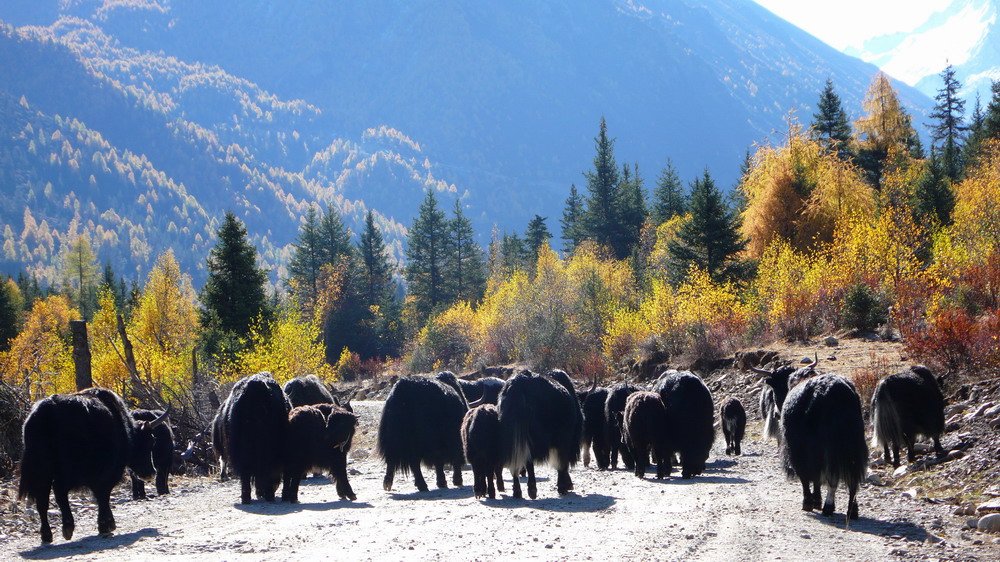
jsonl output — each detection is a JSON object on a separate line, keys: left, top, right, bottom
{"left": 2, "top": 67, "right": 1000, "bottom": 477}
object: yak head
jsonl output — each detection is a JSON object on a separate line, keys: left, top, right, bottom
{"left": 129, "top": 407, "right": 171, "bottom": 479}
{"left": 324, "top": 409, "right": 358, "bottom": 453}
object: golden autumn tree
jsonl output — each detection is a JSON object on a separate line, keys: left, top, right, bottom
{"left": 740, "top": 124, "right": 874, "bottom": 257}
{"left": 947, "top": 139, "right": 1000, "bottom": 264}
{"left": 90, "top": 285, "right": 130, "bottom": 396}
{"left": 854, "top": 72, "right": 921, "bottom": 190}
{"left": 0, "top": 295, "right": 80, "bottom": 399}
{"left": 128, "top": 250, "right": 199, "bottom": 400}
{"left": 222, "top": 295, "right": 334, "bottom": 385}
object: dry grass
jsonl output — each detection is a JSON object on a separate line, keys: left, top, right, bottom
{"left": 850, "top": 352, "right": 900, "bottom": 414}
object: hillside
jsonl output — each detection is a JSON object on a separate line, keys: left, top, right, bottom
{"left": 0, "top": 0, "right": 933, "bottom": 284}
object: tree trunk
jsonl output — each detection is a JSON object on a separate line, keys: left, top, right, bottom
{"left": 70, "top": 320, "right": 92, "bottom": 390}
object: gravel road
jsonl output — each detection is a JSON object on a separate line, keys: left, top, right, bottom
{"left": 2, "top": 401, "right": 996, "bottom": 561}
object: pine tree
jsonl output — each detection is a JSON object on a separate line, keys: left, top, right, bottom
{"left": 16, "top": 272, "right": 43, "bottom": 310}
{"left": 100, "top": 261, "right": 127, "bottom": 308}
{"left": 911, "top": 150, "right": 955, "bottom": 226}
{"left": 200, "top": 211, "right": 272, "bottom": 356}
{"left": 581, "top": 117, "right": 621, "bottom": 255}
{"left": 964, "top": 93, "right": 987, "bottom": 163}
{"left": 810, "top": 78, "right": 853, "bottom": 159}
{"left": 405, "top": 190, "right": 450, "bottom": 319}
{"left": 652, "top": 159, "right": 686, "bottom": 224}
{"left": 524, "top": 215, "right": 552, "bottom": 263}
{"left": 357, "top": 211, "right": 402, "bottom": 358}
{"left": 667, "top": 170, "right": 747, "bottom": 283}
{"left": 983, "top": 80, "right": 1000, "bottom": 140}
{"left": 319, "top": 204, "right": 354, "bottom": 266}
{"left": 927, "top": 64, "right": 967, "bottom": 180}
{"left": 61, "top": 234, "right": 99, "bottom": 320}
{"left": 616, "top": 162, "right": 647, "bottom": 256}
{"left": 500, "top": 233, "right": 528, "bottom": 273}
{"left": 561, "top": 184, "right": 585, "bottom": 253}
{"left": 287, "top": 205, "right": 325, "bottom": 309}
{"left": 446, "top": 200, "right": 486, "bottom": 304}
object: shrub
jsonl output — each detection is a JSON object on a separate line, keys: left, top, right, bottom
{"left": 843, "top": 282, "right": 889, "bottom": 333}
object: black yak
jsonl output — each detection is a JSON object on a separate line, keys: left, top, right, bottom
{"left": 753, "top": 356, "right": 819, "bottom": 441}
{"left": 378, "top": 373, "right": 467, "bottom": 492}
{"left": 128, "top": 408, "right": 175, "bottom": 499}
{"left": 871, "top": 365, "right": 946, "bottom": 467}
{"left": 461, "top": 404, "right": 505, "bottom": 499}
{"left": 580, "top": 385, "right": 610, "bottom": 469}
{"left": 18, "top": 388, "right": 169, "bottom": 543}
{"left": 781, "top": 374, "right": 867, "bottom": 522}
{"left": 282, "top": 403, "right": 359, "bottom": 503}
{"left": 498, "top": 370, "right": 582, "bottom": 499}
{"left": 622, "top": 391, "right": 672, "bottom": 479}
{"left": 216, "top": 372, "right": 290, "bottom": 504}
{"left": 720, "top": 397, "right": 746, "bottom": 456}
{"left": 459, "top": 376, "right": 505, "bottom": 405}
{"left": 605, "top": 382, "right": 640, "bottom": 470}
{"left": 654, "top": 371, "right": 715, "bottom": 478}
{"left": 282, "top": 375, "right": 336, "bottom": 408}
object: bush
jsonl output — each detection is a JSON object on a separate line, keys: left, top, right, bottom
{"left": 843, "top": 282, "right": 889, "bottom": 333}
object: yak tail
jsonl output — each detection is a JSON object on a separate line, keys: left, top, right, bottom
{"left": 499, "top": 393, "right": 532, "bottom": 472}
{"left": 822, "top": 417, "right": 868, "bottom": 498}
{"left": 17, "top": 402, "right": 53, "bottom": 502}
{"left": 376, "top": 393, "right": 414, "bottom": 477}
{"left": 871, "top": 391, "right": 903, "bottom": 450}
{"left": 763, "top": 409, "right": 780, "bottom": 440}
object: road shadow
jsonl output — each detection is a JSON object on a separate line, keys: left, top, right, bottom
{"left": 234, "top": 499, "right": 371, "bottom": 514}
{"left": 488, "top": 492, "right": 616, "bottom": 513}
{"left": 706, "top": 458, "right": 739, "bottom": 470}
{"left": 647, "top": 474, "right": 751, "bottom": 485}
{"left": 19, "top": 527, "right": 159, "bottom": 559}
{"left": 808, "top": 512, "right": 931, "bottom": 540}
{"left": 387, "top": 486, "right": 475, "bottom": 501}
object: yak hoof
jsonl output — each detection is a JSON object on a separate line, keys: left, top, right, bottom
{"left": 848, "top": 503, "right": 859, "bottom": 520}
{"left": 821, "top": 503, "right": 835, "bottom": 517}
{"left": 41, "top": 527, "right": 53, "bottom": 544}
{"left": 802, "top": 498, "right": 813, "bottom": 512}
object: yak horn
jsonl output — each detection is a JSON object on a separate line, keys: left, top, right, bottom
{"left": 809, "top": 352, "right": 820, "bottom": 369}
{"left": 148, "top": 406, "right": 171, "bottom": 430}
{"left": 467, "top": 397, "right": 483, "bottom": 408}
{"left": 751, "top": 367, "right": 773, "bottom": 376}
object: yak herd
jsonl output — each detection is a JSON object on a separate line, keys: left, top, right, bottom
{"left": 16, "top": 358, "right": 949, "bottom": 543}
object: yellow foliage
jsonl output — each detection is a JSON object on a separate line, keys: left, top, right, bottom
{"left": 476, "top": 269, "right": 531, "bottom": 365}
{"left": 128, "top": 250, "right": 199, "bottom": 399}
{"left": 854, "top": 72, "right": 914, "bottom": 155}
{"left": 753, "top": 239, "right": 826, "bottom": 338}
{"left": 740, "top": 126, "right": 873, "bottom": 257}
{"left": 90, "top": 286, "right": 130, "bottom": 396}
{"left": 648, "top": 214, "right": 691, "bottom": 277}
{"left": 0, "top": 295, "right": 79, "bottom": 399}
{"left": 220, "top": 296, "right": 334, "bottom": 385}
{"left": 823, "top": 208, "right": 925, "bottom": 293}
{"left": 950, "top": 139, "right": 1000, "bottom": 263}
{"left": 409, "top": 301, "right": 478, "bottom": 371}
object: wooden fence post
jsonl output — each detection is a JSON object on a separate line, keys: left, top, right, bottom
{"left": 70, "top": 320, "right": 92, "bottom": 390}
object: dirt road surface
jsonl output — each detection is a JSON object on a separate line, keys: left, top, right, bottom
{"left": 3, "top": 401, "right": 996, "bottom": 561}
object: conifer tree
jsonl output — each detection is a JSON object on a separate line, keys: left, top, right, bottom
{"left": 446, "top": 200, "right": 487, "bottom": 304}
{"left": 287, "top": 205, "right": 325, "bottom": 308}
{"left": 561, "top": 184, "right": 585, "bottom": 253}
{"left": 500, "top": 233, "right": 528, "bottom": 273}
{"left": 964, "top": 93, "right": 987, "bottom": 163}
{"left": 652, "top": 159, "right": 686, "bottom": 224}
{"left": 810, "top": 78, "right": 853, "bottom": 159}
{"left": 357, "top": 211, "right": 402, "bottom": 358}
{"left": 581, "top": 117, "right": 621, "bottom": 255}
{"left": 616, "top": 162, "right": 648, "bottom": 256}
{"left": 405, "top": 190, "right": 450, "bottom": 319}
{"left": 667, "top": 170, "right": 747, "bottom": 283}
{"left": 319, "top": 204, "right": 355, "bottom": 265}
{"left": 927, "top": 64, "right": 967, "bottom": 180}
{"left": 61, "top": 234, "right": 99, "bottom": 320}
{"left": 911, "top": 150, "right": 955, "bottom": 226}
{"left": 983, "top": 80, "right": 1000, "bottom": 140}
{"left": 524, "top": 215, "right": 552, "bottom": 263}
{"left": 854, "top": 72, "right": 920, "bottom": 189}
{"left": 200, "top": 211, "right": 272, "bottom": 356}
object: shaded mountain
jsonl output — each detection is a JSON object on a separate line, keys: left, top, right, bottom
{"left": 0, "top": 0, "right": 933, "bottom": 286}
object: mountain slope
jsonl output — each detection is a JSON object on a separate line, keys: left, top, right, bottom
{"left": 0, "top": 0, "right": 933, "bottom": 285}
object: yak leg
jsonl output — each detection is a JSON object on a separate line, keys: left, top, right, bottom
{"left": 633, "top": 445, "right": 647, "bottom": 479}
{"left": 240, "top": 474, "right": 252, "bottom": 504}
{"left": 472, "top": 468, "right": 484, "bottom": 498}
{"left": 932, "top": 436, "right": 945, "bottom": 459}
{"left": 509, "top": 466, "right": 522, "bottom": 499}
{"left": 54, "top": 484, "right": 75, "bottom": 540}
{"left": 35, "top": 481, "right": 53, "bottom": 543}
{"left": 621, "top": 443, "right": 636, "bottom": 471}
{"left": 847, "top": 484, "right": 860, "bottom": 520}
{"left": 800, "top": 478, "right": 814, "bottom": 511}
{"left": 281, "top": 473, "right": 299, "bottom": 503}
{"left": 411, "top": 461, "right": 429, "bottom": 492}
{"left": 486, "top": 470, "right": 496, "bottom": 500}
{"left": 434, "top": 463, "right": 448, "bottom": 489}
{"left": 93, "top": 486, "right": 116, "bottom": 537}
{"left": 526, "top": 462, "right": 537, "bottom": 499}
{"left": 494, "top": 467, "right": 505, "bottom": 492}
{"left": 452, "top": 457, "right": 464, "bottom": 487}
{"left": 129, "top": 468, "right": 147, "bottom": 500}
{"left": 734, "top": 436, "right": 741, "bottom": 456}
{"left": 556, "top": 467, "right": 573, "bottom": 495}
{"left": 822, "top": 482, "right": 838, "bottom": 517}
{"left": 382, "top": 465, "right": 395, "bottom": 491}
{"left": 155, "top": 469, "right": 169, "bottom": 496}
{"left": 610, "top": 441, "right": 620, "bottom": 469}
{"left": 331, "top": 453, "right": 356, "bottom": 501}
{"left": 582, "top": 439, "right": 592, "bottom": 468}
